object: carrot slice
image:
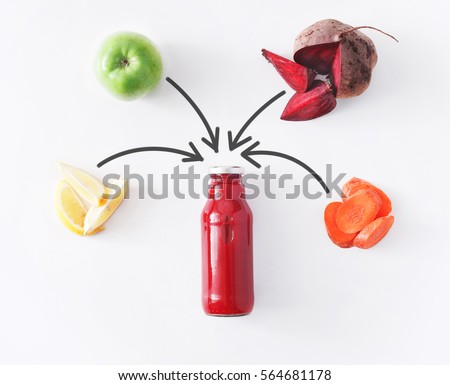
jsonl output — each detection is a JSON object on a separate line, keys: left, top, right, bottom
{"left": 341, "top": 177, "right": 370, "bottom": 198}
{"left": 353, "top": 216, "right": 395, "bottom": 249}
{"left": 336, "top": 189, "right": 382, "bottom": 234}
{"left": 342, "top": 177, "right": 392, "bottom": 218}
{"left": 324, "top": 202, "right": 357, "bottom": 248}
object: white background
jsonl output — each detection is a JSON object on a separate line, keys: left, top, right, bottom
{"left": 1, "top": 0, "right": 449, "bottom": 364}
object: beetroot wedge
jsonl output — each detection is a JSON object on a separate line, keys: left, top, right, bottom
{"left": 262, "top": 49, "right": 315, "bottom": 92}
{"left": 280, "top": 80, "right": 336, "bottom": 121}
{"left": 330, "top": 37, "right": 373, "bottom": 98}
{"left": 293, "top": 42, "right": 339, "bottom": 75}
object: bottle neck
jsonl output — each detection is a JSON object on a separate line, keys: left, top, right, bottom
{"left": 208, "top": 174, "right": 245, "bottom": 200}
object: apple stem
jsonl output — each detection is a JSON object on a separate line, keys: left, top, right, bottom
{"left": 120, "top": 58, "right": 130, "bottom": 67}
{"left": 340, "top": 26, "right": 399, "bottom": 43}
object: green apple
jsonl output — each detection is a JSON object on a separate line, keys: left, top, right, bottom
{"left": 95, "top": 32, "right": 163, "bottom": 100}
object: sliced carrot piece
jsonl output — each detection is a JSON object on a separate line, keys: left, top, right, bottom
{"left": 348, "top": 184, "right": 392, "bottom": 218}
{"left": 341, "top": 177, "right": 370, "bottom": 198}
{"left": 336, "top": 189, "right": 382, "bottom": 234}
{"left": 342, "top": 177, "right": 392, "bottom": 218}
{"left": 354, "top": 216, "right": 395, "bottom": 249}
{"left": 324, "top": 202, "right": 357, "bottom": 248}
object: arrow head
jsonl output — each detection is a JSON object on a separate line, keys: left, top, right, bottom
{"left": 240, "top": 141, "right": 262, "bottom": 168}
{"left": 182, "top": 142, "right": 204, "bottom": 162}
{"left": 201, "top": 126, "right": 220, "bottom": 153}
{"left": 228, "top": 131, "right": 253, "bottom": 152}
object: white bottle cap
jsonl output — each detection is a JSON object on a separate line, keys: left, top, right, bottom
{"left": 208, "top": 166, "right": 244, "bottom": 175}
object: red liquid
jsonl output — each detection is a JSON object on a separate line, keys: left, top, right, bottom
{"left": 201, "top": 172, "right": 254, "bottom": 316}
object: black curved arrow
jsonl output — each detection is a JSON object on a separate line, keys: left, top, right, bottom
{"left": 228, "top": 90, "right": 286, "bottom": 151}
{"left": 241, "top": 141, "right": 330, "bottom": 193}
{"left": 97, "top": 142, "right": 203, "bottom": 168}
{"left": 166, "top": 77, "right": 219, "bottom": 153}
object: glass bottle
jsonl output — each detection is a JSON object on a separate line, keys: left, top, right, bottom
{"left": 201, "top": 166, "right": 254, "bottom": 316}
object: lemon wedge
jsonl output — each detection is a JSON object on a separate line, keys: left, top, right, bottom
{"left": 55, "top": 180, "right": 104, "bottom": 236}
{"left": 57, "top": 162, "right": 105, "bottom": 206}
{"left": 83, "top": 178, "right": 127, "bottom": 235}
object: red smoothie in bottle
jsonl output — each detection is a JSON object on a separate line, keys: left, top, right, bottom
{"left": 201, "top": 166, "right": 254, "bottom": 316}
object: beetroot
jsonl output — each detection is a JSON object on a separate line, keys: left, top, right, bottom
{"left": 281, "top": 80, "right": 336, "bottom": 121}
{"left": 261, "top": 19, "right": 396, "bottom": 121}
{"left": 262, "top": 49, "right": 315, "bottom": 92}
{"left": 294, "top": 19, "right": 397, "bottom": 98}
